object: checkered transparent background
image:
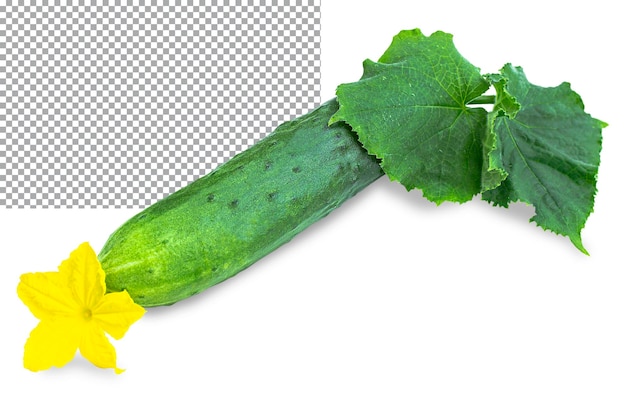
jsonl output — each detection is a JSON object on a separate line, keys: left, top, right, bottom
{"left": 0, "top": 1, "right": 321, "bottom": 208}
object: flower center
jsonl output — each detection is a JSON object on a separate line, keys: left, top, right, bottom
{"left": 82, "top": 308, "right": 93, "bottom": 321}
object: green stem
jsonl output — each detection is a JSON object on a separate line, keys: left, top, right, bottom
{"left": 468, "top": 95, "right": 496, "bottom": 105}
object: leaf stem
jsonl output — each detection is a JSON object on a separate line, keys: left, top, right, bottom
{"left": 468, "top": 95, "right": 496, "bottom": 105}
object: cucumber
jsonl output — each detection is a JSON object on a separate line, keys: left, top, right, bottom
{"left": 98, "top": 99, "right": 383, "bottom": 307}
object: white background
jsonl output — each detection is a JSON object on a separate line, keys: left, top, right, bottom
{"left": 2, "top": 1, "right": 624, "bottom": 416}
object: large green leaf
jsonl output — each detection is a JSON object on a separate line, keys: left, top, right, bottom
{"left": 330, "top": 28, "right": 605, "bottom": 252}
{"left": 483, "top": 64, "right": 606, "bottom": 254}
{"left": 330, "top": 29, "right": 491, "bottom": 204}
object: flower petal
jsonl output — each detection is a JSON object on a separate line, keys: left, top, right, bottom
{"left": 93, "top": 290, "right": 146, "bottom": 340}
{"left": 79, "top": 323, "right": 124, "bottom": 374}
{"left": 58, "top": 242, "right": 106, "bottom": 309}
{"left": 23, "top": 319, "right": 82, "bottom": 372}
{"left": 18, "top": 272, "right": 80, "bottom": 320}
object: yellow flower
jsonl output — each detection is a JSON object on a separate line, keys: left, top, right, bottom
{"left": 17, "top": 242, "right": 145, "bottom": 374}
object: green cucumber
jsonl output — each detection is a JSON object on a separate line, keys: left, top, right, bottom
{"left": 98, "top": 99, "right": 383, "bottom": 307}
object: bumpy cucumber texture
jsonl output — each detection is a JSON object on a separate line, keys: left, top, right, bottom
{"left": 98, "top": 99, "right": 383, "bottom": 307}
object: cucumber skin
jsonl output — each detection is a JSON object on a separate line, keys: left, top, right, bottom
{"left": 98, "top": 99, "right": 383, "bottom": 307}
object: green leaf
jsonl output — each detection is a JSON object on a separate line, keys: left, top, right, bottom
{"left": 483, "top": 64, "right": 606, "bottom": 254}
{"left": 330, "top": 29, "right": 491, "bottom": 204}
{"left": 479, "top": 72, "right": 521, "bottom": 193}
